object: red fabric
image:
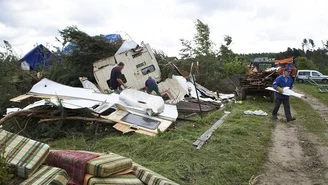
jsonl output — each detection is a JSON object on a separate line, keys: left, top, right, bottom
{"left": 45, "top": 150, "right": 100, "bottom": 185}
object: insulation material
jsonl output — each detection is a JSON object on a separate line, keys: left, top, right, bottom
{"left": 118, "top": 89, "right": 164, "bottom": 115}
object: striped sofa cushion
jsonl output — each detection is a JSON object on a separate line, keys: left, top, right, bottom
{"left": 0, "top": 129, "right": 50, "bottom": 179}
{"left": 132, "top": 163, "right": 179, "bottom": 185}
{"left": 86, "top": 174, "right": 144, "bottom": 185}
{"left": 86, "top": 153, "right": 133, "bottom": 177}
{"left": 20, "top": 165, "right": 69, "bottom": 185}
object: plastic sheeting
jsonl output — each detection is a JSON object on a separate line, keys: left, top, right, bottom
{"left": 115, "top": 40, "right": 138, "bottom": 55}
{"left": 79, "top": 77, "right": 101, "bottom": 93}
{"left": 265, "top": 87, "right": 304, "bottom": 98}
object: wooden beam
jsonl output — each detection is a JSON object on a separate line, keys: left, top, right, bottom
{"left": 193, "top": 111, "right": 231, "bottom": 149}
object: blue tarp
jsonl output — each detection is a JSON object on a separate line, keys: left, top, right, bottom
{"left": 21, "top": 44, "right": 52, "bottom": 70}
{"left": 104, "top": 34, "right": 122, "bottom": 43}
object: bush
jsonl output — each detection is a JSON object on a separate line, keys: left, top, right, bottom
{"left": 0, "top": 148, "right": 14, "bottom": 184}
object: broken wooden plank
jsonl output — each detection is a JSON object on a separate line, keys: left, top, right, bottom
{"left": 193, "top": 111, "right": 230, "bottom": 149}
{"left": 10, "top": 94, "right": 34, "bottom": 102}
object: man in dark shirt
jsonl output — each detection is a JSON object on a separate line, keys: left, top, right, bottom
{"left": 272, "top": 68, "right": 296, "bottom": 122}
{"left": 145, "top": 76, "right": 161, "bottom": 96}
{"left": 110, "top": 62, "right": 127, "bottom": 92}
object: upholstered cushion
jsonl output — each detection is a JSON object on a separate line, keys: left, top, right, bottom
{"left": 85, "top": 174, "right": 144, "bottom": 185}
{"left": 86, "top": 153, "right": 133, "bottom": 177}
{"left": 0, "top": 129, "right": 50, "bottom": 179}
{"left": 132, "top": 163, "right": 179, "bottom": 185}
{"left": 20, "top": 165, "right": 69, "bottom": 185}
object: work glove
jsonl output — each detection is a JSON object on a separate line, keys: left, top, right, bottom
{"left": 276, "top": 86, "right": 283, "bottom": 94}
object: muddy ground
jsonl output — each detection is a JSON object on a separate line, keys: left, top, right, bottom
{"left": 257, "top": 88, "right": 328, "bottom": 185}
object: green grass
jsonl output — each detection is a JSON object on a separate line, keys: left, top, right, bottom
{"left": 48, "top": 97, "right": 274, "bottom": 185}
{"left": 294, "top": 83, "right": 328, "bottom": 106}
{"left": 290, "top": 96, "right": 328, "bottom": 142}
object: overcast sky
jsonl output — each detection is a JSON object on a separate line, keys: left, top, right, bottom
{"left": 0, "top": 0, "right": 327, "bottom": 58}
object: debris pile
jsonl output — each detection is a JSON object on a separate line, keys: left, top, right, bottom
{"left": 3, "top": 78, "right": 178, "bottom": 137}
{"left": 1, "top": 41, "right": 227, "bottom": 137}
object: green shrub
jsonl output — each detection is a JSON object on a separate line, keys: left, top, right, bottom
{"left": 0, "top": 148, "right": 14, "bottom": 184}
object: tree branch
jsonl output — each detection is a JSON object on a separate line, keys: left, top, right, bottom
{"left": 0, "top": 110, "right": 51, "bottom": 125}
{"left": 38, "top": 116, "right": 115, "bottom": 124}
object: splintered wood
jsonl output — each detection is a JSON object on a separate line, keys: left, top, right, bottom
{"left": 193, "top": 111, "right": 230, "bottom": 149}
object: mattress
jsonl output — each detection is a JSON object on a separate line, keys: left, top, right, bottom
{"left": 0, "top": 129, "right": 50, "bottom": 179}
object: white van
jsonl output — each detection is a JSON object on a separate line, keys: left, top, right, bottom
{"left": 296, "top": 70, "right": 328, "bottom": 83}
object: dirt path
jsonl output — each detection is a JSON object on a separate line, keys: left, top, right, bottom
{"left": 295, "top": 88, "right": 328, "bottom": 121}
{"left": 257, "top": 108, "right": 312, "bottom": 185}
{"left": 258, "top": 88, "right": 328, "bottom": 185}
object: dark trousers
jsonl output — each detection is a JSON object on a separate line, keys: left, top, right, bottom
{"left": 272, "top": 98, "right": 292, "bottom": 120}
{"left": 146, "top": 86, "right": 161, "bottom": 96}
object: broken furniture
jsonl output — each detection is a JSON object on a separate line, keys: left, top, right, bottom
{"left": 193, "top": 111, "right": 231, "bottom": 149}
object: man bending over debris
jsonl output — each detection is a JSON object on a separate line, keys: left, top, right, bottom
{"left": 145, "top": 76, "right": 161, "bottom": 96}
{"left": 272, "top": 68, "right": 296, "bottom": 122}
{"left": 110, "top": 62, "right": 127, "bottom": 93}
